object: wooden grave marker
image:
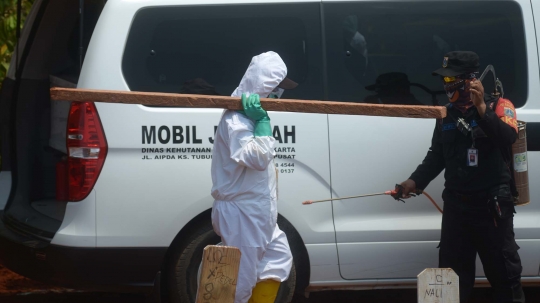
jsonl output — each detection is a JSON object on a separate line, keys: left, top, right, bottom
{"left": 196, "top": 245, "right": 241, "bottom": 303}
{"left": 417, "top": 268, "right": 459, "bottom": 303}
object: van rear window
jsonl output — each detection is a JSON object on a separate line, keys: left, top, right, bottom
{"left": 122, "top": 3, "right": 323, "bottom": 101}
{"left": 323, "top": 1, "right": 528, "bottom": 107}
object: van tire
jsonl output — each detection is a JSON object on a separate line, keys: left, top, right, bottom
{"left": 277, "top": 258, "right": 296, "bottom": 303}
{"left": 167, "top": 219, "right": 296, "bottom": 303}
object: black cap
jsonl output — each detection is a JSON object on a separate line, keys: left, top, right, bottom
{"left": 432, "top": 51, "right": 480, "bottom": 77}
{"left": 277, "top": 77, "right": 299, "bottom": 90}
{"left": 365, "top": 72, "right": 410, "bottom": 91}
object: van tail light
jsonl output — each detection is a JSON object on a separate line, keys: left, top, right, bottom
{"left": 56, "top": 157, "right": 68, "bottom": 202}
{"left": 56, "top": 102, "right": 108, "bottom": 202}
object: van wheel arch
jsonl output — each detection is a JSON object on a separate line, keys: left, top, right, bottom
{"left": 161, "top": 209, "right": 310, "bottom": 302}
{"left": 277, "top": 214, "right": 310, "bottom": 296}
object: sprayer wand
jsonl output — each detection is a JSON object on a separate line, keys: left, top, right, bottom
{"left": 302, "top": 185, "right": 419, "bottom": 205}
{"left": 302, "top": 185, "right": 443, "bottom": 214}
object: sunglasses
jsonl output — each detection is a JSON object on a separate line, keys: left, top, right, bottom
{"left": 442, "top": 72, "right": 479, "bottom": 83}
{"left": 443, "top": 76, "right": 457, "bottom": 83}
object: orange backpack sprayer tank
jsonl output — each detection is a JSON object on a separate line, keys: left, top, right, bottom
{"left": 513, "top": 121, "right": 529, "bottom": 205}
{"left": 480, "top": 65, "right": 529, "bottom": 206}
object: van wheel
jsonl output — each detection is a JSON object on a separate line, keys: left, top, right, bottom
{"left": 167, "top": 220, "right": 296, "bottom": 303}
{"left": 277, "top": 258, "right": 296, "bottom": 303}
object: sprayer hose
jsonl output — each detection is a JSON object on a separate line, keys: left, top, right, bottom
{"left": 423, "top": 191, "right": 443, "bottom": 214}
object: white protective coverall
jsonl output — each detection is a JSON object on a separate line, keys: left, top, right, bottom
{"left": 211, "top": 51, "right": 293, "bottom": 303}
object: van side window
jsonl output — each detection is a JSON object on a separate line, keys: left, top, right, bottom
{"left": 324, "top": 1, "right": 527, "bottom": 107}
{"left": 122, "top": 3, "right": 323, "bottom": 102}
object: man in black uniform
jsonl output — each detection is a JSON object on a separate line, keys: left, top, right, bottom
{"left": 399, "top": 51, "right": 525, "bottom": 303}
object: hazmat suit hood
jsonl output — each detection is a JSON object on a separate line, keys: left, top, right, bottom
{"left": 231, "top": 51, "right": 288, "bottom": 98}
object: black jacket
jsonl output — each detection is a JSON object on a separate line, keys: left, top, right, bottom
{"left": 410, "top": 95, "right": 517, "bottom": 193}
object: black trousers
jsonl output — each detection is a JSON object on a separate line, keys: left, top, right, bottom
{"left": 439, "top": 187, "right": 525, "bottom": 303}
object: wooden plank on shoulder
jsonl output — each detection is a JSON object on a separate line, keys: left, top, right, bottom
{"left": 196, "top": 245, "right": 241, "bottom": 303}
{"left": 50, "top": 87, "right": 446, "bottom": 119}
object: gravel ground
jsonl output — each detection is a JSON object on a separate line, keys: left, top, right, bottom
{"left": 2, "top": 265, "right": 540, "bottom": 302}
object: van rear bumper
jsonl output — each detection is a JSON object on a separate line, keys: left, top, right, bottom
{"left": 0, "top": 213, "right": 166, "bottom": 293}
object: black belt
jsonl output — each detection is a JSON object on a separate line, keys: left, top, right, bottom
{"left": 449, "top": 189, "right": 489, "bottom": 202}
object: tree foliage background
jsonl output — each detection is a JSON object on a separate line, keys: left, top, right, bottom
{"left": 0, "top": 0, "right": 34, "bottom": 84}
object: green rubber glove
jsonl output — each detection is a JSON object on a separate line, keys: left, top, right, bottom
{"left": 242, "top": 93, "right": 267, "bottom": 120}
{"left": 241, "top": 93, "right": 272, "bottom": 137}
{"left": 254, "top": 116, "right": 272, "bottom": 137}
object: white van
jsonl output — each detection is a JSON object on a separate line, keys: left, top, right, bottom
{"left": 1, "top": 0, "right": 539, "bottom": 302}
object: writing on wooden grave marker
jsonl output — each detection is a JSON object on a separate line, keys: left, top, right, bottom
{"left": 196, "top": 245, "right": 241, "bottom": 303}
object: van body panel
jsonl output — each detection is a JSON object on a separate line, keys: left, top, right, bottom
{"left": 305, "top": 243, "right": 341, "bottom": 283}
{"left": 474, "top": 240, "right": 540, "bottom": 276}
{"left": 532, "top": 0, "right": 540, "bottom": 87}
{"left": 50, "top": 191, "right": 97, "bottom": 248}
{"left": 92, "top": 101, "right": 333, "bottom": 247}
{"left": 337, "top": 242, "right": 439, "bottom": 279}
{"left": 475, "top": 239, "right": 540, "bottom": 277}
{"left": 93, "top": 106, "right": 222, "bottom": 247}
{"left": 329, "top": 116, "right": 444, "bottom": 279}
{"left": 262, "top": 113, "right": 333, "bottom": 245}
{"left": 77, "top": 1, "right": 133, "bottom": 91}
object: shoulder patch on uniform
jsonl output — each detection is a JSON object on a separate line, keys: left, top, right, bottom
{"left": 504, "top": 107, "right": 515, "bottom": 118}
{"left": 495, "top": 98, "right": 518, "bottom": 133}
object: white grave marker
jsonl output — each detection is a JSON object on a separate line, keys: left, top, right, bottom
{"left": 417, "top": 268, "right": 459, "bottom": 303}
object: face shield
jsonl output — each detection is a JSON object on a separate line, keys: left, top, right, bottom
{"left": 268, "top": 87, "right": 285, "bottom": 99}
{"left": 272, "top": 77, "right": 298, "bottom": 99}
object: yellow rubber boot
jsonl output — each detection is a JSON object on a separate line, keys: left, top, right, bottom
{"left": 248, "top": 280, "right": 280, "bottom": 303}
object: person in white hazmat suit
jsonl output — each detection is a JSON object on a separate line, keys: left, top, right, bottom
{"left": 210, "top": 51, "right": 297, "bottom": 303}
